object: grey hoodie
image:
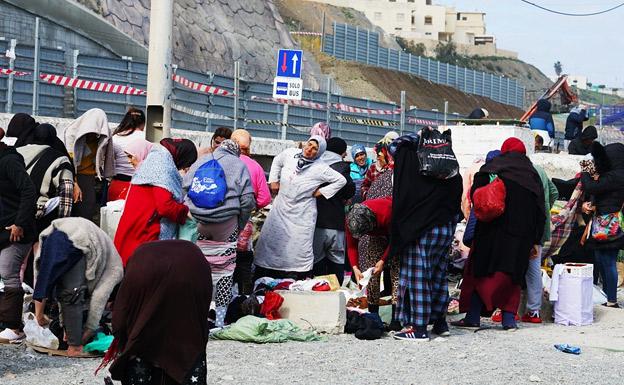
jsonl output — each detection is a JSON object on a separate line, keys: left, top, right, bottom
{"left": 184, "top": 146, "right": 255, "bottom": 227}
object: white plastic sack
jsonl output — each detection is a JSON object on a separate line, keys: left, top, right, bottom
{"left": 553, "top": 274, "right": 594, "bottom": 326}
{"left": 592, "top": 285, "right": 607, "bottom": 305}
{"left": 23, "top": 313, "right": 59, "bottom": 349}
{"left": 100, "top": 200, "right": 125, "bottom": 240}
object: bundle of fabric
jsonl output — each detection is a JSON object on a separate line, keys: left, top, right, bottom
{"left": 210, "top": 316, "right": 323, "bottom": 343}
{"left": 344, "top": 311, "right": 384, "bottom": 340}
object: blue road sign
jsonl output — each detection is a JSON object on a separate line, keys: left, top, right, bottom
{"left": 276, "top": 49, "right": 303, "bottom": 78}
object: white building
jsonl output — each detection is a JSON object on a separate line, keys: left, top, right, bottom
{"left": 310, "top": 0, "right": 516, "bottom": 58}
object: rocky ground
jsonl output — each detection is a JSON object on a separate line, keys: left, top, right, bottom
{"left": 2, "top": 303, "right": 623, "bottom": 385}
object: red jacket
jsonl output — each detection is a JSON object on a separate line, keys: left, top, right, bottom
{"left": 114, "top": 185, "right": 188, "bottom": 266}
{"left": 346, "top": 197, "right": 392, "bottom": 268}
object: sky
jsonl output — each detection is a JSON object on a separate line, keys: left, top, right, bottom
{"left": 446, "top": 0, "right": 623, "bottom": 89}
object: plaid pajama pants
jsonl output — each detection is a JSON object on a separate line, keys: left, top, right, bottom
{"left": 397, "top": 222, "right": 456, "bottom": 327}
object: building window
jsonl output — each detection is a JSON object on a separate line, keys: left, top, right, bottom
{"left": 456, "top": 13, "right": 461, "bottom": 20}
{"left": 395, "top": 27, "right": 403, "bottom": 31}
{"left": 408, "top": 0, "right": 415, "bottom": 2}
{"left": 462, "top": 17, "right": 468, "bottom": 21}
{"left": 426, "top": 0, "right": 432, "bottom": 4}
{"left": 397, "top": 13, "right": 405, "bottom": 22}
{"left": 424, "top": 16, "right": 433, "bottom": 25}
{"left": 425, "top": 32, "right": 432, "bottom": 36}
{"left": 374, "top": 12, "right": 382, "bottom": 21}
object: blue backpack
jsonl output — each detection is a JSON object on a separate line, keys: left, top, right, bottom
{"left": 188, "top": 156, "right": 227, "bottom": 209}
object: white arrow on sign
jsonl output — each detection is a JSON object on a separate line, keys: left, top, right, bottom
{"left": 291, "top": 54, "right": 299, "bottom": 75}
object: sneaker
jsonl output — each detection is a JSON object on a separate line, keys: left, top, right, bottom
{"left": 393, "top": 327, "right": 429, "bottom": 342}
{"left": 432, "top": 320, "right": 451, "bottom": 337}
{"left": 491, "top": 309, "right": 519, "bottom": 323}
{"left": 521, "top": 311, "right": 542, "bottom": 324}
{"left": 0, "top": 328, "right": 25, "bottom": 344}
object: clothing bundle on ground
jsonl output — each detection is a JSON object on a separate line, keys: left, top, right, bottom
{"left": 210, "top": 316, "right": 323, "bottom": 343}
{"left": 344, "top": 311, "right": 384, "bottom": 340}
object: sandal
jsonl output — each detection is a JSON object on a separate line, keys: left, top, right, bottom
{"left": 450, "top": 319, "right": 480, "bottom": 328}
{"left": 28, "top": 343, "right": 101, "bottom": 358}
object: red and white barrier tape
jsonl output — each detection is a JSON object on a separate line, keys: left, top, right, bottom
{"left": 173, "top": 74, "right": 231, "bottom": 96}
{"left": 407, "top": 117, "right": 439, "bottom": 126}
{"left": 332, "top": 103, "right": 401, "bottom": 115}
{"left": 39, "top": 73, "right": 146, "bottom": 95}
{"left": 0, "top": 68, "right": 30, "bottom": 76}
{"left": 250, "top": 95, "right": 327, "bottom": 110}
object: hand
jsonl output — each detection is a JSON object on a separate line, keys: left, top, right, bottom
{"left": 352, "top": 266, "right": 364, "bottom": 283}
{"left": 73, "top": 182, "right": 83, "bottom": 203}
{"left": 373, "top": 259, "right": 385, "bottom": 275}
{"left": 582, "top": 202, "right": 595, "bottom": 215}
{"left": 36, "top": 314, "right": 50, "bottom": 327}
{"left": 312, "top": 188, "right": 322, "bottom": 198}
{"left": 5, "top": 225, "right": 23, "bottom": 242}
{"left": 529, "top": 245, "right": 540, "bottom": 260}
{"left": 270, "top": 182, "right": 280, "bottom": 195}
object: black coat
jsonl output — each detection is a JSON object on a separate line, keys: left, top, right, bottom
{"left": 471, "top": 175, "right": 545, "bottom": 284}
{"left": 581, "top": 143, "right": 624, "bottom": 250}
{"left": 316, "top": 159, "right": 355, "bottom": 230}
{"left": 0, "top": 144, "right": 37, "bottom": 247}
{"left": 564, "top": 109, "right": 588, "bottom": 140}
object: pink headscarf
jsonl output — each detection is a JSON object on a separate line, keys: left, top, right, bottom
{"left": 310, "top": 122, "right": 331, "bottom": 140}
{"left": 125, "top": 139, "right": 153, "bottom": 167}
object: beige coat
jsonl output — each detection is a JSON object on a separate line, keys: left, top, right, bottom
{"left": 63, "top": 108, "right": 114, "bottom": 178}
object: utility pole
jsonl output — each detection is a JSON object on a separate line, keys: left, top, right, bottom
{"left": 32, "top": 17, "right": 40, "bottom": 116}
{"left": 145, "top": 0, "right": 174, "bottom": 141}
{"left": 233, "top": 61, "right": 240, "bottom": 130}
{"left": 400, "top": 91, "right": 406, "bottom": 135}
{"left": 6, "top": 39, "right": 16, "bottom": 113}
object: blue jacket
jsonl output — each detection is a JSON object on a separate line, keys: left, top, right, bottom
{"left": 529, "top": 99, "right": 555, "bottom": 138}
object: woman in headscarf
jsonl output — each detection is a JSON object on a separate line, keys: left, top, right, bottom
{"left": 580, "top": 142, "right": 624, "bottom": 308}
{"left": 108, "top": 107, "right": 150, "bottom": 201}
{"left": 183, "top": 139, "right": 255, "bottom": 327}
{"left": 6, "top": 113, "right": 39, "bottom": 147}
{"left": 114, "top": 138, "right": 197, "bottom": 266}
{"left": 454, "top": 138, "right": 546, "bottom": 330}
{"left": 63, "top": 108, "right": 115, "bottom": 220}
{"left": 105, "top": 240, "right": 212, "bottom": 385}
{"left": 254, "top": 136, "right": 346, "bottom": 280}
{"left": 389, "top": 133, "right": 463, "bottom": 341}
{"left": 360, "top": 133, "right": 395, "bottom": 200}
{"left": 310, "top": 121, "right": 331, "bottom": 140}
{"left": 349, "top": 144, "right": 372, "bottom": 203}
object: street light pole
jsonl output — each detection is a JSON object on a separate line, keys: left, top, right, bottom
{"left": 145, "top": 0, "right": 174, "bottom": 141}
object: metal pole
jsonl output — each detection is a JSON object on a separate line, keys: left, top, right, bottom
{"left": 145, "top": 0, "right": 173, "bottom": 141}
{"left": 320, "top": 11, "right": 326, "bottom": 53}
{"left": 443, "top": 100, "right": 448, "bottom": 127}
{"left": 6, "top": 39, "right": 16, "bottom": 113}
{"left": 72, "top": 49, "right": 79, "bottom": 117}
{"left": 125, "top": 56, "right": 133, "bottom": 108}
{"left": 400, "top": 90, "right": 406, "bottom": 135}
{"left": 32, "top": 17, "right": 40, "bottom": 116}
{"left": 234, "top": 61, "right": 240, "bottom": 130}
{"left": 326, "top": 77, "right": 331, "bottom": 125}
{"left": 281, "top": 104, "right": 289, "bottom": 140}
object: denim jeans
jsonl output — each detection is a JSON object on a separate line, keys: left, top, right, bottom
{"left": 525, "top": 248, "right": 543, "bottom": 313}
{"left": 595, "top": 248, "right": 619, "bottom": 303}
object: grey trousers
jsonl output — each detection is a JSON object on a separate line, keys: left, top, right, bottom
{"left": 525, "top": 247, "right": 543, "bottom": 313}
{"left": 57, "top": 257, "right": 87, "bottom": 346}
{"left": 0, "top": 243, "right": 31, "bottom": 288}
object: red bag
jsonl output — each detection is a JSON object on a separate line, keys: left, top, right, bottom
{"left": 472, "top": 175, "right": 506, "bottom": 222}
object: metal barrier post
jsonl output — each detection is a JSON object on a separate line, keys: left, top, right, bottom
{"left": 400, "top": 90, "right": 406, "bottom": 135}
{"left": 281, "top": 104, "right": 289, "bottom": 140}
{"left": 125, "top": 56, "right": 133, "bottom": 108}
{"left": 326, "top": 77, "right": 331, "bottom": 125}
{"left": 234, "top": 60, "right": 240, "bottom": 130}
{"left": 6, "top": 38, "right": 16, "bottom": 113}
{"left": 32, "top": 17, "right": 40, "bottom": 116}
{"left": 72, "top": 49, "right": 79, "bottom": 117}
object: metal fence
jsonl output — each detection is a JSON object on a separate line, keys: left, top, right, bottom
{"left": 1, "top": 39, "right": 457, "bottom": 147}
{"left": 323, "top": 23, "right": 525, "bottom": 109}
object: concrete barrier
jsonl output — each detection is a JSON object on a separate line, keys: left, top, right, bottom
{"left": 277, "top": 290, "right": 347, "bottom": 335}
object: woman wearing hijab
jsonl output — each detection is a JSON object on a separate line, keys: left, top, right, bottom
{"left": 105, "top": 240, "right": 212, "bottom": 385}
{"left": 114, "top": 138, "right": 197, "bottom": 266}
{"left": 454, "top": 138, "right": 545, "bottom": 330}
{"left": 6, "top": 113, "right": 39, "bottom": 147}
{"left": 349, "top": 144, "right": 372, "bottom": 203}
{"left": 360, "top": 135, "right": 395, "bottom": 200}
{"left": 255, "top": 136, "right": 346, "bottom": 279}
{"left": 389, "top": 133, "right": 463, "bottom": 341}
{"left": 310, "top": 121, "right": 331, "bottom": 140}
{"left": 580, "top": 142, "right": 624, "bottom": 308}
{"left": 109, "top": 108, "right": 150, "bottom": 201}
{"left": 63, "top": 108, "right": 115, "bottom": 220}
{"left": 183, "top": 139, "right": 255, "bottom": 327}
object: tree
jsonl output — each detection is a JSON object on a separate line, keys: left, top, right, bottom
{"left": 554, "top": 61, "right": 563, "bottom": 76}
{"left": 396, "top": 37, "right": 427, "bottom": 57}
{"left": 434, "top": 40, "right": 460, "bottom": 64}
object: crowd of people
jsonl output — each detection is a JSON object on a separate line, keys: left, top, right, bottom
{"left": 0, "top": 106, "right": 622, "bottom": 383}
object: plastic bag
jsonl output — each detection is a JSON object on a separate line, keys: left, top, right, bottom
{"left": 473, "top": 175, "right": 506, "bottom": 222}
{"left": 417, "top": 127, "right": 459, "bottom": 179}
{"left": 178, "top": 217, "right": 198, "bottom": 243}
{"left": 23, "top": 313, "right": 59, "bottom": 349}
{"left": 83, "top": 332, "right": 114, "bottom": 353}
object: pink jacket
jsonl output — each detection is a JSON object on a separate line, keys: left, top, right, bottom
{"left": 240, "top": 155, "right": 271, "bottom": 209}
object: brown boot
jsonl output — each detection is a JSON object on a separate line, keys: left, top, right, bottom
{"left": 0, "top": 287, "right": 25, "bottom": 330}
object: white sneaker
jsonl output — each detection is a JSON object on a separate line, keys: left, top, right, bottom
{"left": 0, "top": 328, "right": 25, "bottom": 344}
